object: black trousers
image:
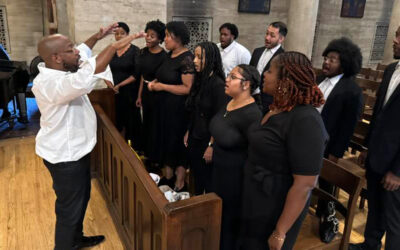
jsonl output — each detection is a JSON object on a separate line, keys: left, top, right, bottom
{"left": 362, "top": 170, "right": 400, "bottom": 250}
{"left": 188, "top": 136, "right": 213, "bottom": 195}
{"left": 43, "top": 154, "right": 91, "bottom": 250}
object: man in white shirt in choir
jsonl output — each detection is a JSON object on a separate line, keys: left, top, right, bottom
{"left": 32, "top": 24, "right": 145, "bottom": 250}
{"left": 249, "top": 21, "right": 287, "bottom": 114}
{"left": 217, "top": 23, "right": 251, "bottom": 77}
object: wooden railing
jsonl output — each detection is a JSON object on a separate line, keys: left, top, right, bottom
{"left": 91, "top": 102, "right": 222, "bottom": 250}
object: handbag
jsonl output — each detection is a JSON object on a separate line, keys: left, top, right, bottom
{"left": 319, "top": 201, "right": 339, "bottom": 243}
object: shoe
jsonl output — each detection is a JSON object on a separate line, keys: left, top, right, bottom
{"left": 174, "top": 182, "right": 188, "bottom": 192}
{"left": 72, "top": 235, "right": 105, "bottom": 249}
{"left": 348, "top": 242, "right": 381, "bottom": 250}
{"left": 158, "top": 176, "right": 175, "bottom": 189}
{"left": 349, "top": 243, "right": 364, "bottom": 250}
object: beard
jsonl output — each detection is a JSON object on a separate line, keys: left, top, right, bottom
{"left": 63, "top": 62, "right": 79, "bottom": 73}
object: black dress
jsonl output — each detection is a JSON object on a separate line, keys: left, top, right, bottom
{"left": 239, "top": 105, "right": 328, "bottom": 250}
{"left": 109, "top": 44, "right": 142, "bottom": 150}
{"left": 209, "top": 102, "right": 262, "bottom": 250}
{"left": 137, "top": 48, "right": 167, "bottom": 160}
{"left": 187, "top": 74, "right": 228, "bottom": 195}
{"left": 153, "top": 50, "right": 194, "bottom": 167}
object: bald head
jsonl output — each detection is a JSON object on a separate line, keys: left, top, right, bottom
{"left": 38, "top": 34, "right": 71, "bottom": 62}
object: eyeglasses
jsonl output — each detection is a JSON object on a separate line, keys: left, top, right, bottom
{"left": 323, "top": 56, "right": 340, "bottom": 64}
{"left": 226, "top": 73, "right": 246, "bottom": 81}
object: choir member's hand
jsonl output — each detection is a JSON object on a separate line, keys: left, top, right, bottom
{"left": 96, "top": 23, "right": 119, "bottom": 40}
{"left": 136, "top": 97, "right": 142, "bottom": 107}
{"left": 358, "top": 150, "right": 368, "bottom": 167}
{"left": 203, "top": 146, "right": 213, "bottom": 163}
{"left": 381, "top": 171, "right": 400, "bottom": 191}
{"left": 148, "top": 79, "right": 163, "bottom": 91}
{"left": 268, "top": 231, "right": 285, "bottom": 250}
{"left": 113, "top": 85, "right": 120, "bottom": 94}
{"left": 183, "top": 131, "right": 189, "bottom": 147}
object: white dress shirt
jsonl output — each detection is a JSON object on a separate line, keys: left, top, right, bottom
{"left": 32, "top": 43, "right": 113, "bottom": 164}
{"left": 256, "top": 44, "right": 281, "bottom": 76}
{"left": 217, "top": 41, "right": 251, "bottom": 76}
{"left": 384, "top": 61, "right": 400, "bottom": 105}
{"left": 316, "top": 73, "right": 344, "bottom": 113}
{"left": 253, "top": 44, "right": 281, "bottom": 94}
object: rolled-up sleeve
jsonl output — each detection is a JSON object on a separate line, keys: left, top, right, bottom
{"left": 41, "top": 55, "right": 113, "bottom": 105}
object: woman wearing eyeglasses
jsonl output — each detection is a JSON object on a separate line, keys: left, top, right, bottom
{"left": 209, "top": 64, "right": 262, "bottom": 250}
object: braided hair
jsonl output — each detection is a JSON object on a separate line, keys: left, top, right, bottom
{"left": 186, "top": 42, "right": 225, "bottom": 111}
{"left": 270, "top": 51, "right": 325, "bottom": 112}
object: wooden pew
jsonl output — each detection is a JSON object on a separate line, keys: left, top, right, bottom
{"left": 92, "top": 103, "right": 222, "bottom": 250}
{"left": 376, "top": 63, "right": 387, "bottom": 71}
{"left": 355, "top": 77, "right": 380, "bottom": 94}
{"left": 294, "top": 159, "right": 364, "bottom": 250}
{"left": 359, "top": 68, "right": 371, "bottom": 79}
{"left": 88, "top": 88, "right": 116, "bottom": 125}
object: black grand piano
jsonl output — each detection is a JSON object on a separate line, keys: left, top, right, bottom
{"left": 0, "top": 54, "right": 30, "bottom": 128}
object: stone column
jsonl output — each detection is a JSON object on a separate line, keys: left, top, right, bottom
{"left": 285, "top": 0, "right": 319, "bottom": 59}
{"left": 383, "top": 0, "right": 400, "bottom": 64}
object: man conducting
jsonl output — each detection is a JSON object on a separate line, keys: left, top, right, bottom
{"left": 32, "top": 24, "right": 144, "bottom": 249}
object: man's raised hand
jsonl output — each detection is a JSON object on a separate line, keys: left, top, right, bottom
{"left": 97, "top": 23, "right": 119, "bottom": 40}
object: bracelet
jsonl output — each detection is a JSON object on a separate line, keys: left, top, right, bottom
{"left": 208, "top": 141, "right": 213, "bottom": 147}
{"left": 271, "top": 231, "right": 285, "bottom": 242}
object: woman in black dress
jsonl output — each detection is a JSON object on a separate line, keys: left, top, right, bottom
{"left": 239, "top": 52, "right": 328, "bottom": 250}
{"left": 108, "top": 22, "right": 144, "bottom": 150}
{"left": 185, "top": 41, "right": 228, "bottom": 195}
{"left": 148, "top": 21, "right": 194, "bottom": 191}
{"left": 136, "top": 20, "right": 167, "bottom": 165}
{"left": 209, "top": 64, "right": 262, "bottom": 250}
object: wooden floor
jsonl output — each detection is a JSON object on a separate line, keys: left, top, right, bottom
{"left": 0, "top": 122, "right": 385, "bottom": 249}
{"left": 0, "top": 136, "right": 124, "bottom": 250}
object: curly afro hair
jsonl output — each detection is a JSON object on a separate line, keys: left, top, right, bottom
{"left": 166, "top": 21, "right": 190, "bottom": 45}
{"left": 219, "top": 23, "right": 239, "bottom": 39}
{"left": 322, "top": 37, "right": 363, "bottom": 77}
{"left": 145, "top": 19, "right": 166, "bottom": 43}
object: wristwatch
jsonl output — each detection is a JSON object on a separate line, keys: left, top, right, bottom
{"left": 208, "top": 141, "right": 213, "bottom": 147}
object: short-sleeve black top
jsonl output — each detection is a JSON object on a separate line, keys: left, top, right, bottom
{"left": 152, "top": 50, "right": 195, "bottom": 167}
{"left": 240, "top": 105, "right": 328, "bottom": 244}
{"left": 109, "top": 44, "right": 140, "bottom": 91}
{"left": 246, "top": 104, "right": 328, "bottom": 176}
{"left": 137, "top": 47, "right": 167, "bottom": 82}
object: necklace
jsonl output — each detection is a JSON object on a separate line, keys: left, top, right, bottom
{"left": 223, "top": 110, "right": 230, "bottom": 117}
{"left": 224, "top": 98, "right": 254, "bottom": 118}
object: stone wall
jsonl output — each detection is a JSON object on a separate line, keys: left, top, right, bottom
{"left": 312, "top": 0, "right": 394, "bottom": 68}
{"left": 69, "top": 0, "right": 167, "bottom": 55}
{"left": 1, "top": 0, "right": 43, "bottom": 64}
{"left": 167, "top": 0, "right": 289, "bottom": 54}
{"left": 167, "top": 0, "right": 393, "bottom": 68}
{"left": 1, "top": 0, "right": 394, "bottom": 69}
